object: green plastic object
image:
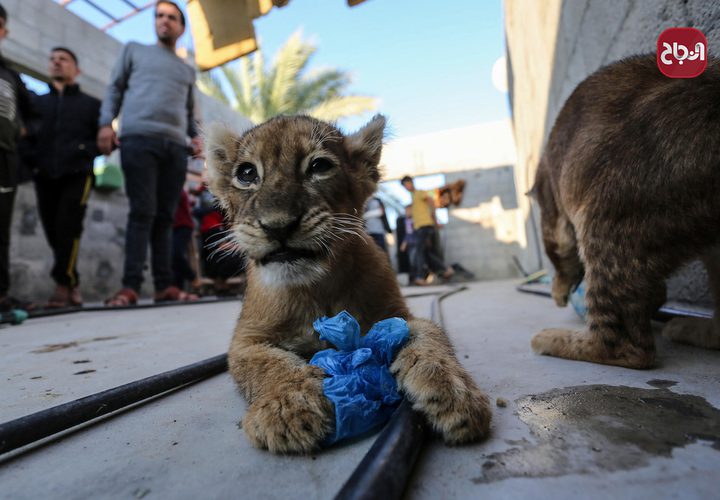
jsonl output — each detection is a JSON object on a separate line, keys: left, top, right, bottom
{"left": 94, "top": 162, "right": 124, "bottom": 191}
{"left": 1, "top": 309, "right": 28, "bottom": 325}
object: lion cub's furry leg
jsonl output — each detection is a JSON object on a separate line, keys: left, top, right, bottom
{"left": 548, "top": 214, "right": 584, "bottom": 307}
{"left": 532, "top": 243, "right": 658, "bottom": 369}
{"left": 228, "top": 342, "right": 334, "bottom": 454}
{"left": 391, "top": 318, "right": 491, "bottom": 444}
{"left": 663, "top": 248, "right": 720, "bottom": 349}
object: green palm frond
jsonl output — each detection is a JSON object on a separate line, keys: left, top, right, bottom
{"left": 269, "top": 32, "right": 315, "bottom": 115}
{"left": 294, "top": 69, "right": 349, "bottom": 110}
{"left": 201, "top": 31, "right": 377, "bottom": 124}
{"left": 197, "top": 70, "right": 230, "bottom": 106}
{"left": 307, "top": 96, "right": 379, "bottom": 122}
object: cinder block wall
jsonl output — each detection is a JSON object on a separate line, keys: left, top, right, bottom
{"left": 505, "top": 0, "right": 720, "bottom": 305}
{"left": 3, "top": 0, "right": 253, "bottom": 302}
{"left": 443, "top": 166, "right": 524, "bottom": 280}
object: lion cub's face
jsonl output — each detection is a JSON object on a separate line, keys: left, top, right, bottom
{"left": 206, "top": 115, "right": 385, "bottom": 287}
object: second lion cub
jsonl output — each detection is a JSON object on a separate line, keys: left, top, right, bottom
{"left": 206, "top": 114, "right": 490, "bottom": 453}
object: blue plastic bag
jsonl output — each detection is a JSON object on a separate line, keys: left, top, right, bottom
{"left": 569, "top": 280, "right": 587, "bottom": 321}
{"left": 309, "top": 311, "right": 409, "bottom": 445}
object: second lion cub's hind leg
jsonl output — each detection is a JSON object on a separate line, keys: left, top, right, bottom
{"left": 663, "top": 246, "right": 720, "bottom": 350}
{"left": 390, "top": 317, "right": 491, "bottom": 444}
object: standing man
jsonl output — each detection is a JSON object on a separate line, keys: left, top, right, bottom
{"left": 363, "top": 195, "right": 391, "bottom": 252}
{"left": 0, "top": 4, "right": 33, "bottom": 311}
{"left": 401, "top": 175, "right": 454, "bottom": 286}
{"left": 31, "top": 47, "right": 99, "bottom": 308}
{"left": 98, "top": 1, "right": 201, "bottom": 306}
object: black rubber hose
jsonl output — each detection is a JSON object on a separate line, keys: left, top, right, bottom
{"left": 0, "top": 354, "right": 228, "bottom": 455}
{"left": 334, "top": 285, "right": 468, "bottom": 500}
{"left": 515, "top": 283, "right": 712, "bottom": 321}
{"left": 25, "top": 295, "right": 241, "bottom": 320}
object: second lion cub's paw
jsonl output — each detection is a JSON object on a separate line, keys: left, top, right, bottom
{"left": 392, "top": 348, "right": 491, "bottom": 445}
{"left": 242, "top": 366, "right": 334, "bottom": 454}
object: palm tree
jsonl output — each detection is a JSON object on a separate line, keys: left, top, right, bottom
{"left": 197, "top": 31, "right": 378, "bottom": 124}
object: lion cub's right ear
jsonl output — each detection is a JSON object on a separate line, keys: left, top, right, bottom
{"left": 205, "top": 123, "right": 239, "bottom": 181}
{"left": 345, "top": 114, "right": 386, "bottom": 184}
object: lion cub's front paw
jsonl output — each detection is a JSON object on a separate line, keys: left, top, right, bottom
{"left": 391, "top": 347, "right": 491, "bottom": 445}
{"left": 242, "top": 366, "right": 334, "bottom": 454}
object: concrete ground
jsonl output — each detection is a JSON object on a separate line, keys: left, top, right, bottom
{"left": 1, "top": 280, "right": 718, "bottom": 499}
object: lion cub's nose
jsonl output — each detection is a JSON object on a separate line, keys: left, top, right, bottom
{"left": 259, "top": 216, "right": 301, "bottom": 243}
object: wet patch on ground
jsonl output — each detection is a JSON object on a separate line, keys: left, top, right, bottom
{"left": 32, "top": 337, "right": 119, "bottom": 354}
{"left": 32, "top": 342, "right": 79, "bottom": 353}
{"left": 646, "top": 379, "right": 678, "bottom": 389}
{"left": 472, "top": 385, "right": 720, "bottom": 484}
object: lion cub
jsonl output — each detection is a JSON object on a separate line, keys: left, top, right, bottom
{"left": 531, "top": 55, "right": 720, "bottom": 368}
{"left": 206, "top": 115, "right": 490, "bottom": 453}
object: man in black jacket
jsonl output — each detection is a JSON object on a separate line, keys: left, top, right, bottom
{"left": 0, "top": 4, "right": 34, "bottom": 312}
{"left": 30, "top": 47, "right": 100, "bottom": 307}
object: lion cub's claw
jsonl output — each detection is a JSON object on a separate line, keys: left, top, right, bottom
{"left": 242, "top": 370, "right": 334, "bottom": 454}
{"left": 391, "top": 347, "right": 491, "bottom": 445}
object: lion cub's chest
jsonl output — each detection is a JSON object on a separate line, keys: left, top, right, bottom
{"left": 278, "top": 326, "right": 329, "bottom": 360}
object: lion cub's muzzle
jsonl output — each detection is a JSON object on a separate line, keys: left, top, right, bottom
{"left": 256, "top": 214, "right": 323, "bottom": 265}
{"left": 259, "top": 246, "right": 321, "bottom": 265}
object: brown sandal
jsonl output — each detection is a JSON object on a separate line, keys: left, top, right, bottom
{"left": 105, "top": 288, "right": 139, "bottom": 307}
{"left": 69, "top": 287, "right": 83, "bottom": 307}
{"left": 154, "top": 286, "right": 199, "bottom": 303}
{"left": 46, "top": 285, "right": 70, "bottom": 309}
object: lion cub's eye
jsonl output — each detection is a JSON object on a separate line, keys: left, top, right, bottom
{"left": 308, "top": 158, "right": 335, "bottom": 176}
{"left": 233, "top": 162, "right": 259, "bottom": 188}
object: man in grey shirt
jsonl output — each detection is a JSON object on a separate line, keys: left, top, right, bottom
{"left": 98, "top": 0, "right": 201, "bottom": 306}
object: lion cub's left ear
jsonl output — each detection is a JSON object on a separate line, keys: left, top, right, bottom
{"left": 344, "top": 114, "right": 386, "bottom": 183}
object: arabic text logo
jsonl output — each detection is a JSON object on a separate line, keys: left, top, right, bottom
{"left": 657, "top": 28, "right": 707, "bottom": 78}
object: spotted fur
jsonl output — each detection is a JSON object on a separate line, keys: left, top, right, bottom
{"left": 206, "top": 115, "right": 491, "bottom": 453}
{"left": 531, "top": 55, "right": 720, "bottom": 369}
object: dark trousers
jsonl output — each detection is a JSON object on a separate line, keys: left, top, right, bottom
{"left": 120, "top": 136, "right": 188, "bottom": 292}
{"left": 369, "top": 232, "right": 387, "bottom": 252}
{"left": 35, "top": 173, "right": 93, "bottom": 287}
{"left": 414, "top": 225, "right": 447, "bottom": 278}
{"left": 406, "top": 241, "right": 418, "bottom": 282}
{"left": 172, "top": 226, "right": 196, "bottom": 289}
{"left": 0, "top": 150, "right": 17, "bottom": 296}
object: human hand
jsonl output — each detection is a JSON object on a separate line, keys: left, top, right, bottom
{"left": 190, "top": 136, "right": 203, "bottom": 158}
{"left": 97, "top": 125, "right": 118, "bottom": 155}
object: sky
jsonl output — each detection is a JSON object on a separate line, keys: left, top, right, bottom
{"left": 53, "top": 0, "right": 510, "bottom": 140}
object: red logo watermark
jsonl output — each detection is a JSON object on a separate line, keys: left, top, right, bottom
{"left": 657, "top": 28, "right": 707, "bottom": 78}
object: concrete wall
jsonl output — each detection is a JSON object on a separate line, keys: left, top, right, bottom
{"left": 3, "top": 0, "right": 253, "bottom": 302}
{"left": 503, "top": 0, "right": 562, "bottom": 274}
{"left": 443, "top": 166, "right": 524, "bottom": 280}
{"left": 505, "top": 0, "right": 720, "bottom": 304}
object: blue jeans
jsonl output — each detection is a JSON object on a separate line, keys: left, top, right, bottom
{"left": 120, "top": 135, "right": 188, "bottom": 292}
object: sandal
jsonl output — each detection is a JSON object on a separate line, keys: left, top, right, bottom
{"left": 70, "top": 287, "right": 83, "bottom": 307}
{"left": 105, "top": 288, "right": 139, "bottom": 307}
{"left": 0, "top": 295, "right": 36, "bottom": 312}
{"left": 46, "top": 285, "right": 71, "bottom": 309}
{"left": 154, "top": 286, "right": 199, "bottom": 303}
